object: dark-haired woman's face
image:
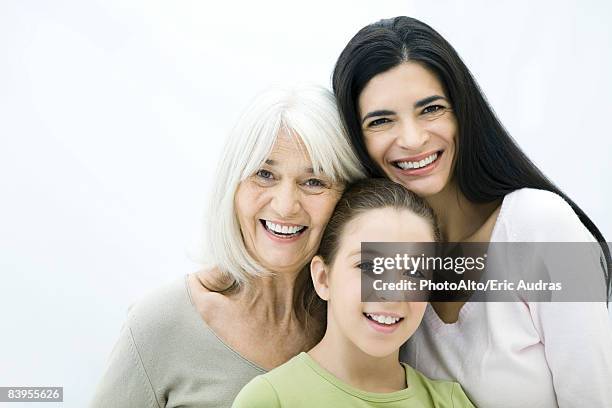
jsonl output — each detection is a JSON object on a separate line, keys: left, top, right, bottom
{"left": 358, "top": 62, "right": 457, "bottom": 198}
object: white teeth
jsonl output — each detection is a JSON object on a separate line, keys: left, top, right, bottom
{"left": 264, "top": 220, "right": 305, "bottom": 235}
{"left": 366, "top": 313, "right": 401, "bottom": 325}
{"left": 396, "top": 152, "right": 438, "bottom": 170}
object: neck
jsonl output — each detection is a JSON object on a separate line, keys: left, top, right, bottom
{"left": 233, "top": 265, "right": 310, "bottom": 327}
{"left": 426, "top": 182, "right": 500, "bottom": 242}
{"left": 308, "top": 316, "right": 406, "bottom": 393}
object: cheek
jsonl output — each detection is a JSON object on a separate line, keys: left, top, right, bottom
{"left": 343, "top": 268, "right": 364, "bottom": 307}
{"left": 409, "top": 302, "right": 428, "bottom": 323}
{"left": 304, "top": 192, "right": 341, "bottom": 227}
{"left": 234, "top": 186, "right": 249, "bottom": 221}
{"left": 235, "top": 183, "right": 264, "bottom": 223}
{"left": 364, "top": 137, "right": 388, "bottom": 165}
{"left": 329, "top": 265, "right": 360, "bottom": 296}
{"left": 331, "top": 273, "right": 363, "bottom": 320}
{"left": 425, "top": 116, "right": 457, "bottom": 147}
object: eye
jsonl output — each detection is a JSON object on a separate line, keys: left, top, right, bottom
{"left": 403, "top": 269, "right": 427, "bottom": 278}
{"left": 421, "top": 105, "right": 446, "bottom": 115}
{"left": 303, "top": 178, "right": 326, "bottom": 188}
{"left": 357, "top": 261, "right": 377, "bottom": 275}
{"left": 256, "top": 169, "right": 274, "bottom": 180}
{"left": 367, "top": 118, "right": 391, "bottom": 128}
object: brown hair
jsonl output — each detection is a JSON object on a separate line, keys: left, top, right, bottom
{"left": 318, "top": 178, "right": 440, "bottom": 265}
{"left": 304, "top": 178, "right": 439, "bottom": 334}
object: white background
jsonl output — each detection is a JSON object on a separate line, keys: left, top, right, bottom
{"left": 1, "top": 1, "right": 611, "bottom": 406}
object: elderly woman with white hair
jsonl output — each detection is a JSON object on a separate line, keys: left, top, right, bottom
{"left": 91, "top": 85, "right": 365, "bottom": 407}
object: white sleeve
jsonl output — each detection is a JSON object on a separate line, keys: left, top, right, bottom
{"left": 529, "top": 302, "right": 612, "bottom": 407}
{"left": 513, "top": 190, "right": 612, "bottom": 407}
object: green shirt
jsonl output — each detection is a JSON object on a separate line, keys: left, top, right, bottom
{"left": 232, "top": 352, "right": 474, "bottom": 407}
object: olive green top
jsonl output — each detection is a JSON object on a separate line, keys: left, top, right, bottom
{"left": 232, "top": 352, "right": 475, "bottom": 407}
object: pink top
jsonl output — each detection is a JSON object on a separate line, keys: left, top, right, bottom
{"left": 401, "top": 188, "right": 612, "bottom": 407}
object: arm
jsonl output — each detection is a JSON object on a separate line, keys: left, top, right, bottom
{"left": 90, "top": 323, "right": 161, "bottom": 408}
{"left": 529, "top": 302, "right": 612, "bottom": 407}
{"left": 515, "top": 190, "right": 612, "bottom": 407}
{"left": 231, "top": 376, "right": 281, "bottom": 408}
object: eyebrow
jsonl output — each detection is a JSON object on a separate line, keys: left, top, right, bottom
{"left": 264, "top": 159, "right": 314, "bottom": 173}
{"left": 361, "top": 95, "right": 448, "bottom": 124}
{"left": 361, "top": 110, "right": 395, "bottom": 124}
{"left": 414, "top": 95, "right": 447, "bottom": 108}
{"left": 348, "top": 248, "right": 384, "bottom": 258}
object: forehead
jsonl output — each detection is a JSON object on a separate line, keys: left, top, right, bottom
{"left": 358, "top": 62, "right": 446, "bottom": 111}
{"left": 340, "top": 208, "right": 434, "bottom": 253}
{"left": 266, "top": 131, "right": 312, "bottom": 166}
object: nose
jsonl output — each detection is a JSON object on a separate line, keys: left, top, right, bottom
{"left": 396, "top": 118, "right": 429, "bottom": 150}
{"left": 270, "top": 181, "right": 301, "bottom": 218}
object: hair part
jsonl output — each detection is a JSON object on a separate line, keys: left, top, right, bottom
{"left": 332, "top": 16, "right": 611, "bottom": 300}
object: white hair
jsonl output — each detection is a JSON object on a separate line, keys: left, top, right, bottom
{"left": 203, "top": 84, "right": 365, "bottom": 286}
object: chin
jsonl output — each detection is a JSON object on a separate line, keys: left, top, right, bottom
{"left": 397, "top": 178, "right": 447, "bottom": 198}
{"left": 258, "top": 245, "right": 298, "bottom": 261}
{"left": 358, "top": 342, "right": 401, "bottom": 359}
{"left": 261, "top": 257, "right": 302, "bottom": 271}
{"left": 382, "top": 163, "right": 451, "bottom": 198}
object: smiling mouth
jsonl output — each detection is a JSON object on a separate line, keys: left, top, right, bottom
{"left": 363, "top": 313, "right": 404, "bottom": 326}
{"left": 260, "top": 220, "right": 308, "bottom": 238}
{"left": 392, "top": 150, "right": 443, "bottom": 170}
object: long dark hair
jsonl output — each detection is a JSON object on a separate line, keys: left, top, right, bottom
{"left": 332, "top": 16, "right": 611, "bottom": 300}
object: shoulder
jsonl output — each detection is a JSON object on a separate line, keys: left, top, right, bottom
{"left": 503, "top": 188, "right": 572, "bottom": 220}
{"left": 233, "top": 353, "right": 309, "bottom": 406}
{"left": 257, "top": 353, "right": 307, "bottom": 386}
{"left": 93, "top": 277, "right": 193, "bottom": 408}
{"left": 499, "top": 188, "right": 593, "bottom": 242}
{"left": 126, "top": 276, "right": 191, "bottom": 328}
{"left": 405, "top": 364, "right": 453, "bottom": 392}
{"left": 404, "top": 365, "right": 474, "bottom": 407}
{"left": 124, "top": 276, "right": 196, "bottom": 354}
{"left": 232, "top": 376, "right": 280, "bottom": 408}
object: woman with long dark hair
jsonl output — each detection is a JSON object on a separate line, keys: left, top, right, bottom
{"left": 332, "top": 16, "right": 612, "bottom": 407}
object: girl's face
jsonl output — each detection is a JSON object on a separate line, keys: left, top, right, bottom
{"left": 311, "top": 207, "right": 434, "bottom": 358}
{"left": 358, "top": 61, "right": 457, "bottom": 198}
{"left": 234, "top": 132, "right": 342, "bottom": 273}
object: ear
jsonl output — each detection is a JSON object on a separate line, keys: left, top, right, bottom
{"left": 310, "top": 255, "right": 331, "bottom": 301}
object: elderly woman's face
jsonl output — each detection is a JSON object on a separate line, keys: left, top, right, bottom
{"left": 234, "top": 132, "right": 343, "bottom": 274}
{"left": 358, "top": 61, "right": 457, "bottom": 198}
